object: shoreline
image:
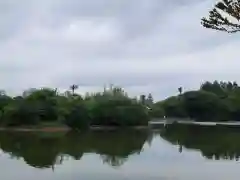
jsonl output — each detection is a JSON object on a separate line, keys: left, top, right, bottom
{"left": 2, "top": 120, "right": 240, "bottom": 132}
{"left": 0, "top": 125, "right": 149, "bottom": 132}
{"left": 149, "top": 120, "right": 240, "bottom": 127}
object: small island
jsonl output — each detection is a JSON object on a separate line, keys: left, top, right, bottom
{"left": 0, "top": 80, "right": 240, "bottom": 130}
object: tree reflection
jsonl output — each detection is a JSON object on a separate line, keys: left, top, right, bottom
{"left": 160, "top": 123, "right": 240, "bottom": 161}
{"left": 0, "top": 130, "right": 149, "bottom": 169}
{"left": 100, "top": 155, "right": 127, "bottom": 167}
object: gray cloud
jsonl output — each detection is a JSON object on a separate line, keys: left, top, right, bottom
{"left": 0, "top": 0, "right": 239, "bottom": 100}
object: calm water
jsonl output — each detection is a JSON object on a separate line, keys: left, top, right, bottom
{"left": 0, "top": 124, "right": 240, "bottom": 180}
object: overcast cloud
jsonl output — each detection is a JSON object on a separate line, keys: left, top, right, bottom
{"left": 0, "top": 0, "right": 239, "bottom": 99}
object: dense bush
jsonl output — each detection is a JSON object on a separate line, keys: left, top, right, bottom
{"left": 160, "top": 96, "right": 187, "bottom": 118}
{"left": 63, "top": 103, "right": 90, "bottom": 130}
{"left": 182, "top": 91, "right": 227, "bottom": 121}
{"left": 0, "top": 85, "right": 150, "bottom": 129}
{"left": 152, "top": 81, "right": 240, "bottom": 121}
{"left": 148, "top": 105, "right": 164, "bottom": 118}
{"left": 88, "top": 96, "right": 149, "bottom": 126}
{"left": 1, "top": 100, "right": 39, "bottom": 126}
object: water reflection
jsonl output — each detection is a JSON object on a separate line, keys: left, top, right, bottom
{"left": 1, "top": 124, "right": 240, "bottom": 170}
{"left": 160, "top": 123, "right": 240, "bottom": 161}
{"left": 0, "top": 130, "right": 149, "bottom": 169}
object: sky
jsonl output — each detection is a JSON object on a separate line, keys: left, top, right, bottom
{"left": 0, "top": 0, "right": 240, "bottom": 100}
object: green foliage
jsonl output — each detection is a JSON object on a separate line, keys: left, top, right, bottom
{"left": 149, "top": 105, "right": 164, "bottom": 118}
{"left": 146, "top": 93, "right": 154, "bottom": 107}
{"left": 63, "top": 101, "right": 90, "bottom": 130}
{"left": 24, "top": 88, "right": 59, "bottom": 122}
{"left": 0, "top": 85, "right": 149, "bottom": 129}
{"left": 223, "top": 95, "right": 240, "bottom": 121}
{"left": 160, "top": 96, "right": 187, "bottom": 118}
{"left": 2, "top": 81, "right": 240, "bottom": 127}
{"left": 87, "top": 87, "right": 149, "bottom": 126}
{"left": 200, "top": 81, "right": 238, "bottom": 98}
{"left": 183, "top": 91, "right": 227, "bottom": 121}
{"left": 1, "top": 100, "right": 39, "bottom": 126}
{"left": 152, "top": 81, "right": 240, "bottom": 121}
{"left": 0, "top": 95, "right": 12, "bottom": 113}
{"left": 202, "top": 0, "right": 240, "bottom": 33}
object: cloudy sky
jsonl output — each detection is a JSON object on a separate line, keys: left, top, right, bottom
{"left": 0, "top": 0, "right": 240, "bottom": 99}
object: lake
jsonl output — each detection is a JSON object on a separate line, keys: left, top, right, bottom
{"left": 0, "top": 124, "right": 239, "bottom": 180}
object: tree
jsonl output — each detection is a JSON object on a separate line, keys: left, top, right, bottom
{"left": 63, "top": 102, "right": 90, "bottom": 130}
{"left": 149, "top": 105, "right": 164, "bottom": 118}
{"left": 25, "top": 88, "right": 58, "bottom": 122}
{"left": 140, "top": 95, "right": 146, "bottom": 105}
{"left": 200, "top": 81, "right": 227, "bottom": 98}
{"left": 146, "top": 93, "right": 154, "bottom": 106}
{"left": 2, "top": 100, "right": 39, "bottom": 126}
{"left": 161, "top": 96, "right": 187, "bottom": 118}
{"left": 201, "top": 0, "right": 240, "bottom": 33}
{"left": 88, "top": 95, "right": 149, "bottom": 126}
{"left": 178, "top": 87, "right": 183, "bottom": 95}
{"left": 70, "top": 84, "right": 78, "bottom": 95}
{"left": 183, "top": 91, "right": 228, "bottom": 121}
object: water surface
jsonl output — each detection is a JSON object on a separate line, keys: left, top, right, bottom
{"left": 0, "top": 124, "right": 239, "bottom": 180}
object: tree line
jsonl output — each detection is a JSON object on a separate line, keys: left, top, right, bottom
{"left": 0, "top": 85, "right": 151, "bottom": 129}
{"left": 0, "top": 81, "right": 239, "bottom": 129}
{"left": 152, "top": 81, "right": 240, "bottom": 121}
